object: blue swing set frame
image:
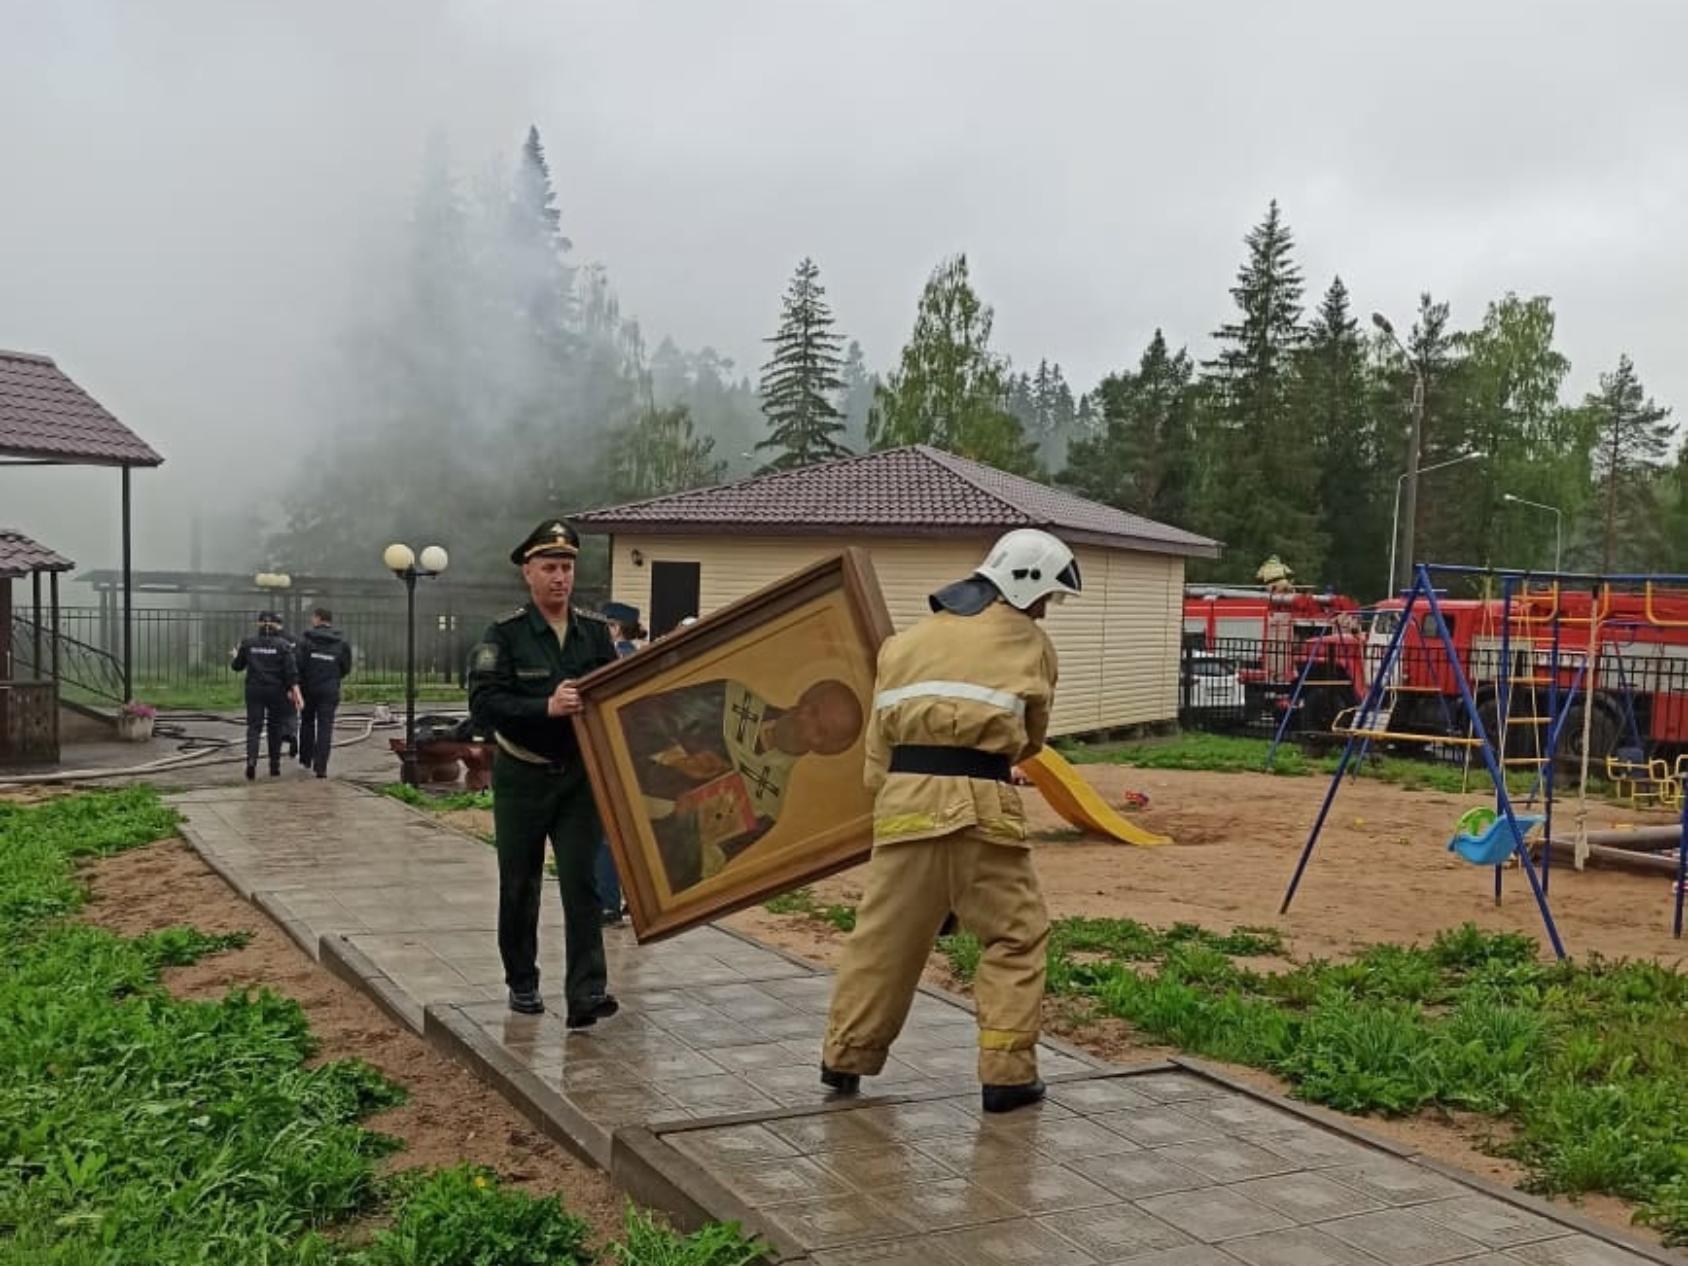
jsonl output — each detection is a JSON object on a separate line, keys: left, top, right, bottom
{"left": 1276, "top": 562, "right": 1688, "bottom": 959}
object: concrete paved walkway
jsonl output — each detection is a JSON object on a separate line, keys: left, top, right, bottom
{"left": 171, "top": 781, "right": 1678, "bottom": 1265}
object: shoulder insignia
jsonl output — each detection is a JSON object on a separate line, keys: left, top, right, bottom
{"left": 469, "top": 642, "right": 500, "bottom": 673}
{"left": 495, "top": 606, "right": 528, "bottom": 624}
{"left": 572, "top": 606, "right": 608, "bottom": 623}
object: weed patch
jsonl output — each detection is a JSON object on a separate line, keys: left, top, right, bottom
{"left": 379, "top": 783, "right": 493, "bottom": 813}
{"left": 0, "top": 789, "right": 760, "bottom": 1263}
{"left": 763, "top": 886, "right": 856, "bottom": 932}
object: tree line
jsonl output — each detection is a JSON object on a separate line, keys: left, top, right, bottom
{"left": 271, "top": 129, "right": 1683, "bottom": 597}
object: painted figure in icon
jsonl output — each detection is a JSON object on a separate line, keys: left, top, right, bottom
{"left": 620, "top": 677, "right": 864, "bottom": 893}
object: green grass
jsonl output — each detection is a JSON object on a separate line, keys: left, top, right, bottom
{"left": 378, "top": 783, "right": 493, "bottom": 813}
{"left": 938, "top": 916, "right": 1688, "bottom": 1244}
{"left": 0, "top": 789, "right": 760, "bottom": 1264}
{"left": 763, "top": 887, "right": 857, "bottom": 933}
{"left": 1060, "top": 732, "right": 1559, "bottom": 797}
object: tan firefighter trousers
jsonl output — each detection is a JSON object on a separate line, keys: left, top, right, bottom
{"left": 823, "top": 830, "right": 1050, "bottom": 1086}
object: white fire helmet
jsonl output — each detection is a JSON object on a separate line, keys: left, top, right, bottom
{"left": 975, "top": 529, "right": 1082, "bottom": 611}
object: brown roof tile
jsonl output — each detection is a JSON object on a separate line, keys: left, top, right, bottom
{"left": 0, "top": 528, "right": 75, "bottom": 579}
{"left": 574, "top": 445, "right": 1218, "bottom": 557}
{"left": 0, "top": 350, "right": 163, "bottom": 467}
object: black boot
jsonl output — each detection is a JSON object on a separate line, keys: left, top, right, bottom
{"left": 565, "top": 994, "right": 620, "bottom": 1029}
{"left": 269, "top": 762, "right": 282, "bottom": 777}
{"left": 982, "top": 1079, "right": 1047, "bottom": 1114}
{"left": 820, "top": 1065, "right": 861, "bottom": 1096}
{"left": 507, "top": 988, "right": 545, "bottom": 1015}
{"left": 244, "top": 763, "right": 256, "bottom": 782}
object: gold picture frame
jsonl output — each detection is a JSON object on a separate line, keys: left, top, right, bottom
{"left": 574, "top": 549, "right": 894, "bottom": 942}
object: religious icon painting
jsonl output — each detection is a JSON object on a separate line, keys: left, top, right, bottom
{"left": 573, "top": 549, "right": 894, "bottom": 942}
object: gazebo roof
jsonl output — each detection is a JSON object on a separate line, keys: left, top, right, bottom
{"left": 0, "top": 350, "right": 163, "bottom": 467}
{"left": 0, "top": 528, "right": 75, "bottom": 580}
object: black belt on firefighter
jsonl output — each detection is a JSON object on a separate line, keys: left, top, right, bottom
{"left": 888, "top": 745, "right": 1013, "bottom": 782}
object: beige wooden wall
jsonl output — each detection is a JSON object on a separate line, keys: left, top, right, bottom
{"left": 605, "top": 534, "right": 1184, "bottom": 737}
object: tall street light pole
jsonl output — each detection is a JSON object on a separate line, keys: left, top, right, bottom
{"left": 383, "top": 542, "right": 450, "bottom": 786}
{"left": 1374, "top": 311, "right": 1427, "bottom": 595}
{"left": 1386, "top": 451, "right": 1486, "bottom": 598}
{"left": 1502, "top": 493, "right": 1563, "bottom": 574}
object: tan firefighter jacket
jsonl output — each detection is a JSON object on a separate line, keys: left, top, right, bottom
{"left": 864, "top": 599, "right": 1058, "bottom": 847}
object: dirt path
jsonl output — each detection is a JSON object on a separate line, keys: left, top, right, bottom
{"left": 79, "top": 839, "right": 625, "bottom": 1243}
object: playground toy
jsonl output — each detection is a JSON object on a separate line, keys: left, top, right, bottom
{"left": 1279, "top": 563, "right": 1688, "bottom": 956}
{"left": 1019, "top": 748, "right": 1171, "bottom": 847}
{"left": 1448, "top": 806, "right": 1545, "bottom": 867}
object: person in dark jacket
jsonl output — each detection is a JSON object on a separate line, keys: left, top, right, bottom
{"left": 467, "top": 519, "right": 619, "bottom": 1024}
{"left": 295, "top": 606, "right": 353, "bottom": 778}
{"left": 271, "top": 618, "right": 301, "bottom": 758}
{"left": 232, "top": 612, "right": 302, "bottom": 780}
{"left": 592, "top": 601, "right": 646, "bottom": 925}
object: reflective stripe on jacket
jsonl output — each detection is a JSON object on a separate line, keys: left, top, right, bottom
{"left": 865, "top": 600, "right": 1057, "bottom": 847}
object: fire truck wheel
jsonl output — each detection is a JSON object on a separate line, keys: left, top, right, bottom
{"left": 1556, "top": 699, "right": 1620, "bottom": 772}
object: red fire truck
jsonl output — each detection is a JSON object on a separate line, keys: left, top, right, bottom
{"left": 1183, "top": 586, "right": 1362, "bottom": 719}
{"left": 1289, "top": 586, "right": 1688, "bottom": 761}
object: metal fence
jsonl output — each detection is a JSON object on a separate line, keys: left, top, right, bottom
{"left": 1179, "top": 635, "right": 1688, "bottom": 765}
{"left": 48, "top": 590, "right": 609, "bottom": 696}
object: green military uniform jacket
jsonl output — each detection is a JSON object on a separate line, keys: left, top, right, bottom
{"left": 467, "top": 604, "right": 617, "bottom": 765}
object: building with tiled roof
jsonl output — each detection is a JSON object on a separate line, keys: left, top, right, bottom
{"left": 577, "top": 446, "right": 1220, "bottom": 737}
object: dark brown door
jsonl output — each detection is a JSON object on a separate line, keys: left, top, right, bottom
{"left": 649, "top": 561, "right": 700, "bottom": 637}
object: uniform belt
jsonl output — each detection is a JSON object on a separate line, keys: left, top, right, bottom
{"left": 888, "top": 745, "right": 1013, "bottom": 782}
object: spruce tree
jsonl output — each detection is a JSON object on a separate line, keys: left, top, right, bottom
{"left": 1062, "top": 330, "right": 1194, "bottom": 524}
{"left": 756, "top": 258, "right": 850, "bottom": 471}
{"left": 1589, "top": 355, "right": 1674, "bottom": 571}
{"left": 1296, "top": 278, "right": 1384, "bottom": 595}
{"left": 869, "top": 254, "right": 1036, "bottom": 474}
{"left": 837, "top": 339, "right": 876, "bottom": 453}
{"left": 1199, "top": 201, "right": 1322, "bottom": 579}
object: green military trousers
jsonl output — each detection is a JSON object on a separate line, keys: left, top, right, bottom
{"left": 492, "top": 752, "right": 609, "bottom": 1011}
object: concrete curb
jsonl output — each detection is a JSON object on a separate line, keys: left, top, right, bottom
{"left": 250, "top": 889, "right": 321, "bottom": 961}
{"left": 421, "top": 1002, "right": 611, "bottom": 1171}
{"left": 611, "top": 1127, "right": 800, "bottom": 1263}
{"left": 319, "top": 932, "right": 423, "bottom": 1033}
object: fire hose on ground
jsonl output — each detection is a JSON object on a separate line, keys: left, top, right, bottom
{"left": 0, "top": 708, "right": 401, "bottom": 786}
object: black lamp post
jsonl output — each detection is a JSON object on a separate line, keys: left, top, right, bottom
{"left": 382, "top": 542, "right": 449, "bottom": 785}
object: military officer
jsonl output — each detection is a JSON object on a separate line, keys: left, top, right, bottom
{"left": 467, "top": 519, "right": 620, "bottom": 1024}
{"left": 821, "top": 528, "right": 1081, "bottom": 1113}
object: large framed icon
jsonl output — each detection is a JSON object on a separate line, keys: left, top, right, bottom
{"left": 574, "top": 550, "right": 894, "bottom": 942}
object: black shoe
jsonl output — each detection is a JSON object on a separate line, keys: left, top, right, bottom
{"left": 269, "top": 763, "right": 282, "bottom": 777}
{"left": 507, "top": 988, "right": 545, "bottom": 1015}
{"left": 315, "top": 770, "right": 327, "bottom": 780}
{"left": 982, "top": 1079, "right": 1046, "bottom": 1114}
{"left": 820, "top": 1065, "right": 861, "bottom": 1096}
{"left": 244, "top": 763, "right": 256, "bottom": 781}
{"left": 601, "top": 908, "right": 624, "bottom": 926}
{"left": 565, "top": 994, "right": 620, "bottom": 1029}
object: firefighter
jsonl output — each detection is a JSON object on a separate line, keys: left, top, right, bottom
{"left": 231, "top": 611, "right": 303, "bottom": 780}
{"left": 466, "top": 519, "right": 620, "bottom": 1024}
{"left": 821, "top": 528, "right": 1080, "bottom": 1114}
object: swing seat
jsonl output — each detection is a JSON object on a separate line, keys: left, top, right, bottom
{"left": 1447, "top": 807, "right": 1545, "bottom": 866}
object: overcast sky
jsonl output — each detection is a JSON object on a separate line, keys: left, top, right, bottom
{"left": 2, "top": 0, "right": 1684, "bottom": 576}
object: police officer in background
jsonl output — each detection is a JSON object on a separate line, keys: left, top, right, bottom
{"left": 271, "top": 616, "right": 301, "bottom": 758}
{"left": 467, "top": 520, "right": 620, "bottom": 1024}
{"left": 296, "top": 606, "right": 353, "bottom": 778}
{"left": 232, "top": 611, "right": 303, "bottom": 781}
{"left": 821, "top": 529, "right": 1080, "bottom": 1114}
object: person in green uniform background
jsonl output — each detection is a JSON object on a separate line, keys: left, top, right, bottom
{"left": 467, "top": 519, "right": 620, "bottom": 1025}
